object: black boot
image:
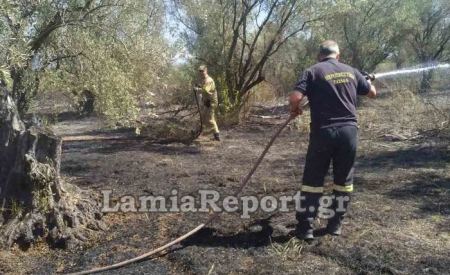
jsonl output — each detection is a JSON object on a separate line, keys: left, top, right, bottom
{"left": 326, "top": 218, "right": 342, "bottom": 236}
{"left": 295, "top": 218, "right": 314, "bottom": 240}
{"left": 295, "top": 192, "right": 320, "bottom": 241}
{"left": 326, "top": 191, "right": 350, "bottom": 236}
{"left": 213, "top": 132, "right": 220, "bottom": 141}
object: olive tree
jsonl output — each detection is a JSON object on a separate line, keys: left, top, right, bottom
{"left": 0, "top": 0, "right": 167, "bottom": 248}
{"left": 406, "top": 0, "right": 450, "bottom": 92}
{"left": 316, "top": 0, "right": 410, "bottom": 71}
{"left": 39, "top": 1, "right": 170, "bottom": 124}
{"left": 172, "top": 0, "right": 325, "bottom": 116}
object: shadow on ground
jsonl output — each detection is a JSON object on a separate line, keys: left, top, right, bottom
{"left": 358, "top": 144, "right": 450, "bottom": 170}
{"left": 62, "top": 139, "right": 201, "bottom": 156}
{"left": 386, "top": 173, "right": 450, "bottom": 215}
{"left": 181, "top": 217, "right": 330, "bottom": 249}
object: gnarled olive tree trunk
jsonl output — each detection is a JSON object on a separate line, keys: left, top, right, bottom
{"left": 0, "top": 86, "right": 105, "bottom": 249}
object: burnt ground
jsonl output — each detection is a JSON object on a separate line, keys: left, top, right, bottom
{"left": 0, "top": 102, "right": 449, "bottom": 275}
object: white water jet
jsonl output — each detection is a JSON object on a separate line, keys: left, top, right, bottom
{"left": 374, "top": 63, "right": 450, "bottom": 79}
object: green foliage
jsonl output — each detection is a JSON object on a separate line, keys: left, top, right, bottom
{"left": 405, "top": 0, "right": 450, "bottom": 62}
{"left": 173, "top": 0, "right": 320, "bottom": 114}
{"left": 315, "top": 0, "right": 411, "bottom": 71}
{"left": 164, "top": 64, "right": 197, "bottom": 108}
{"left": 0, "top": 66, "right": 12, "bottom": 88}
{"left": 215, "top": 75, "right": 239, "bottom": 114}
{"left": 1, "top": 0, "right": 170, "bottom": 124}
{"left": 264, "top": 35, "right": 319, "bottom": 96}
{"left": 242, "top": 0, "right": 450, "bottom": 96}
{"left": 1, "top": 0, "right": 448, "bottom": 124}
{"left": 14, "top": 69, "right": 40, "bottom": 112}
{"left": 39, "top": 27, "right": 169, "bottom": 125}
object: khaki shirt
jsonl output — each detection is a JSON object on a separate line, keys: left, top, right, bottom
{"left": 197, "top": 76, "right": 218, "bottom": 105}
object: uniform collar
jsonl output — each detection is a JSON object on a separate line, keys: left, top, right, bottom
{"left": 321, "top": 57, "right": 338, "bottom": 63}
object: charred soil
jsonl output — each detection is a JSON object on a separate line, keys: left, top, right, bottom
{"left": 0, "top": 102, "right": 449, "bottom": 275}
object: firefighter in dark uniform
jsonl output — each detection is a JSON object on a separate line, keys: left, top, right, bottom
{"left": 289, "top": 40, "right": 377, "bottom": 240}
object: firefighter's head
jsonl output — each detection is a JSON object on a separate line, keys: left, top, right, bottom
{"left": 198, "top": 65, "right": 208, "bottom": 79}
{"left": 318, "top": 40, "right": 340, "bottom": 61}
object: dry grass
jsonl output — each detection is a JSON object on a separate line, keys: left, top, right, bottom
{"left": 359, "top": 85, "right": 450, "bottom": 136}
{"left": 269, "top": 237, "right": 304, "bottom": 261}
{"left": 139, "top": 117, "right": 198, "bottom": 144}
{"left": 8, "top": 73, "right": 448, "bottom": 275}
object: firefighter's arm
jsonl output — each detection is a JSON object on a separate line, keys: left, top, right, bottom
{"left": 356, "top": 70, "right": 376, "bottom": 98}
{"left": 202, "top": 80, "right": 215, "bottom": 96}
{"left": 366, "top": 80, "right": 377, "bottom": 99}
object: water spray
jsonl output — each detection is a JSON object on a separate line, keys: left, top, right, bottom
{"left": 67, "top": 63, "right": 450, "bottom": 274}
{"left": 362, "top": 63, "right": 450, "bottom": 81}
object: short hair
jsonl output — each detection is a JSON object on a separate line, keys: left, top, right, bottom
{"left": 319, "top": 40, "right": 340, "bottom": 56}
{"left": 198, "top": 65, "right": 207, "bottom": 71}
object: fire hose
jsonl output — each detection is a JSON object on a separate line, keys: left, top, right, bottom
{"left": 69, "top": 116, "right": 294, "bottom": 275}
{"left": 192, "top": 87, "right": 203, "bottom": 139}
{"left": 68, "top": 69, "right": 377, "bottom": 274}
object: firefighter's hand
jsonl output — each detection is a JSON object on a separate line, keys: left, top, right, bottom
{"left": 290, "top": 107, "right": 303, "bottom": 119}
{"left": 288, "top": 91, "right": 304, "bottom": 119}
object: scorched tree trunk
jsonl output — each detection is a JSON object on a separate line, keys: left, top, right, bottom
{"left": 0, "top": 85, "right": 105, "bottom": 249}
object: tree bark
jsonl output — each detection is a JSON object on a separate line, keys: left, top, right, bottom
{"left": 11, "top": 66, "right": 39, "bottom": 116}
{"left": 0, "top": 85, "right": 105, "bottom": 249}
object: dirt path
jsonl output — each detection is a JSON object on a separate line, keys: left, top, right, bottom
{"left": 1, "top": 106, "right": 449, "bottom": 275}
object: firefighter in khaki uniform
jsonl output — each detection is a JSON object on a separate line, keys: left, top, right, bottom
{"left": 194, "top": 65, "right": 220, "bottom": 141}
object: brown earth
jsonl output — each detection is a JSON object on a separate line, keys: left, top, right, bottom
{"left": 0, "top": 101, "right": 449, "bottom": 275}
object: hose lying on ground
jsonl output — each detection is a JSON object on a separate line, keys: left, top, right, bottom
{"left": 69, "top": 116, "right": 294, "bottom": 275}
